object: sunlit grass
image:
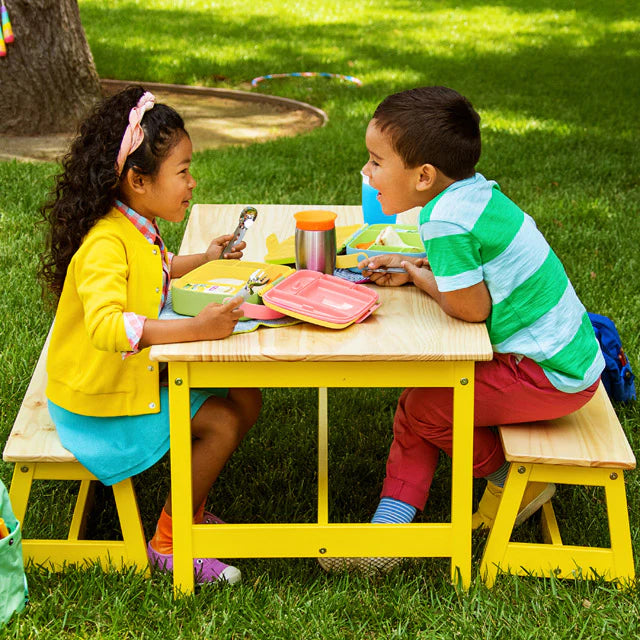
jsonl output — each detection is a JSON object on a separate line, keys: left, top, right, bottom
{"left": 80, "top": 1, "right": 632, "bottom": 88}
{"left": 482, "top": 110, "right": 574, "bottom": 136}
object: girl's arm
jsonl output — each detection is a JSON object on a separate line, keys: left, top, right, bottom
{"left": 139, "top": 297, "right": 244, "bottom": 347}
{"left": 78, "top": 233, "right": 244, "bottom": 350}
{"left": 170, "top": 234, "right": 246, "bottom": 279}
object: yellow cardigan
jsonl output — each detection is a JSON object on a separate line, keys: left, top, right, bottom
{"left": 47, "top": 208, "right": 165, "bottom": 417}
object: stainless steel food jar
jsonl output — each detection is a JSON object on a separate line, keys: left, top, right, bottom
{"left": 294, "top": 210, "right": 337, "bottom": 274}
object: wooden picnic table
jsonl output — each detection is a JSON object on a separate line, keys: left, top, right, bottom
{"left": 150, "top": 203, "right": 493, "bottom": 595}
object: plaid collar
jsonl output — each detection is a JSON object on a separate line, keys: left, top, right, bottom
{"left": 114, "top": 199, "right": 164, "bottom": 248}
{"left": 113, "top": 199, "right": 171, "bottom": 310}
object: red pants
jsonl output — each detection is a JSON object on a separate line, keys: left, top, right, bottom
{"left": 382, "top": 353, "right": 599, "bottom": 510}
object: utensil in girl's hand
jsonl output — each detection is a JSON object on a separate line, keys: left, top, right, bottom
{"left": 246, "top": 268, "right": 269, "bottom": 294}
{"left": 222, "top": 206, "right": 258, "bottom": 257}
{"left": 232, "top": 269, "right": 270, "bottom": 303}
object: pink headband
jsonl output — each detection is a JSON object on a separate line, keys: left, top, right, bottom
{"left": 115, "top": 91, "right": 156, "bottom": 176}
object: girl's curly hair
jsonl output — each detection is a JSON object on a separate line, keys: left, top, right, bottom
{"left": 39, "top": 85, "right": 186, "bottom": 299}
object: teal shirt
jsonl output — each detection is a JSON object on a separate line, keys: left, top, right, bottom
{"left": 419, "top": 173, "right": 603, "bottom": 392}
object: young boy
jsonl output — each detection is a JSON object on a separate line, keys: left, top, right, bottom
{"left": 319, "top": 86, "right": 604, "bottom": 574}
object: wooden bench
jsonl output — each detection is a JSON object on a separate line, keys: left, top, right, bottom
{"left": 480, "top": 383, "right": 636, "bottom": 586}
{"left": 2, "top": 328, "right": 149, "bottom": 572}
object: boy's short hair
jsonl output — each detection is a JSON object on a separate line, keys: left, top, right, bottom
{"left": 372, "top": 86, "right": 481, "bottom": 180}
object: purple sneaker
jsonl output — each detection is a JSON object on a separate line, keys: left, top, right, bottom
{"left": 201, "top": 511, "right": 225, "bottom": 525}
{"left": 147, "top": 512, "right": 241, "bottom": 585}
{"left": 147, "top": 543, "right": 241, "bottom": 585}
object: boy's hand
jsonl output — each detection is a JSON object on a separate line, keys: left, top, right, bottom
{"left": 360, "top": 255, "right": 422, "bottom": 286}
{"left": 204, "top": 234, "right": 246, "bottom": 261}
{"left": 195, "top": 297, "right": 243, "bottom": 339}
{"left": 401, "top": 258, "right": 434, "bottom": 290}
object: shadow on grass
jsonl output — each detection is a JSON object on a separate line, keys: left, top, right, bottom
{"left": 81, "top": 1, "right": 638, "bottom": 129}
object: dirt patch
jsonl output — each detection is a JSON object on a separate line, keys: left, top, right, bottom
{"left": 1, "top": 79, "right": 327, "bottom": 163}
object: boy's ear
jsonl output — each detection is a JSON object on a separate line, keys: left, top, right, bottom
{"left": 416, "top": 164, "right": 438, "bottom": 191}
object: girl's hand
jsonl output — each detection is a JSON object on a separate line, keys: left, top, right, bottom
{"left": 204, "top": 234, "right": 247, "bottom": 261}
{"left": 194, "top": 297, "right": 244, "bottom": 339}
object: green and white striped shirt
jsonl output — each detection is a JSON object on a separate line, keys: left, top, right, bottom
{"left": 419, "top": 173, "right": 603, "bottom": 393}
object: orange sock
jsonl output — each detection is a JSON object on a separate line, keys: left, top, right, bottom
{"left": 150, "top": 508, "right": 173, "bottom": 554}
{"left": 194, "top": 500, "right": 205, "bottom": 524}
{"left": 149, "top": 501, "right": 207, "bottom": 555}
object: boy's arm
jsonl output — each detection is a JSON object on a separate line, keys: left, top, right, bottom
{"left": 363, "top": 255, "right": 491, "bottom": 323}
{"left": 403, "top": 261, "right": 491, "bottom": 323}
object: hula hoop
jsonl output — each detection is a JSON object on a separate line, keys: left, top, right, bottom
{"left": 251, "top": 72, "right": 362, "bottom": 88}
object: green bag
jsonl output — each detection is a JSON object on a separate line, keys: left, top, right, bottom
{"left": 0, "top": 479, "right": 28, "bottom": 626}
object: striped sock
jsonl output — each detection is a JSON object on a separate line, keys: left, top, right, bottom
{"left": 484, "top": 461, "right": 511, "bottom": 488}
{"left": 372, "top": 497, "right": 417, "bottom": 524}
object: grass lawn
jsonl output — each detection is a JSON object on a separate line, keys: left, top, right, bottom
{"left": 1, "top": 0, "right": 639, "bottom": 637}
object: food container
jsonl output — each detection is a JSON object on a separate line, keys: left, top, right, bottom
{"left": 294, "top": 210, "right": 337, "bottom": 274}
{"left": 343, "top": 223, "right": 425, "bottom": 271}
{"left": 170, "top": 260, "right": 294, "bottom": 320}
{"left": 262, "top": 270, "right": 380, "bottom": 329}
{"left": 172, "top": 261, "right": 381, "bottom": 330}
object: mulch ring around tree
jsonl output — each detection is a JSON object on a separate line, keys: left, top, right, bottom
{"left": 1, "top": 78, "right": 327, "bottom": 163}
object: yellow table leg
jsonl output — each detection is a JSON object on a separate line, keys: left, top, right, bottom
{"left": 169, "top": 361, "right": 195, "bottom": 596}
{"left": 450, "top": 361, "right": 476, "bottom": 588}
{"left": 318, "top": 387, "right": 329, "bottom": 525}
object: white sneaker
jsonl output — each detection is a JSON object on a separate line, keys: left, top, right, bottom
{"left": 317, "top": 556, "right": 403, "bottom": 575}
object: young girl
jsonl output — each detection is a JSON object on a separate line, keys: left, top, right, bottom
{"left": 39, "top": 86, "right": 262, "bottom": 585}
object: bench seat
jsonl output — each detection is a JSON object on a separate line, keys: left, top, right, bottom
{"left": 480, "top": 383, "right": 636, "bottom": 586}
{"left": 3, "top": 329, "right": 148, "bottom": 572}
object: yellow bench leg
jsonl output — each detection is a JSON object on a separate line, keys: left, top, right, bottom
{"left": 9, "top": 463, "right": 148, "bottom": 573}
{"left": 480, "top": 464, "right": 531, "bottom": 587}
{"left": 481, "top": 464, "right": 635, "bottom": 587}
{"left": 8, "top": 463, "right": 34, "bottom": 524}
{"left": 604, "top": 472, "right": 635, "bottom": 586}
{"left": 112, "top": 478, "right": 149, "bottom": 573}
{"left": 540, "top": 500, "right": 563, "bottom": 545}
{"left": 68, "top": 480, "right": 94, "bottom": 541}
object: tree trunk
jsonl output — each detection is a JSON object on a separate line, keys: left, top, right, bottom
{"left": 0, "top": 0, "right": 102, "bottom": 135}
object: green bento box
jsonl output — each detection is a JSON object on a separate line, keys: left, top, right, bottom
{"left": 343, "top": 224, "right": 426, "bottom": 271}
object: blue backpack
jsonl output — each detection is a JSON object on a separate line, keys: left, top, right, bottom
{"left": 588, "top": 312, "right": 636, "bottom": 403}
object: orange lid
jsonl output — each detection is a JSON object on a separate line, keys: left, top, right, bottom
{"left": 294, "top": 210, "right": 337, "bottom": 231}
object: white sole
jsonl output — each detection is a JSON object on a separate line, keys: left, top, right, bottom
{"left": 515, "top": 483, "right": 556, "bottom": 526}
